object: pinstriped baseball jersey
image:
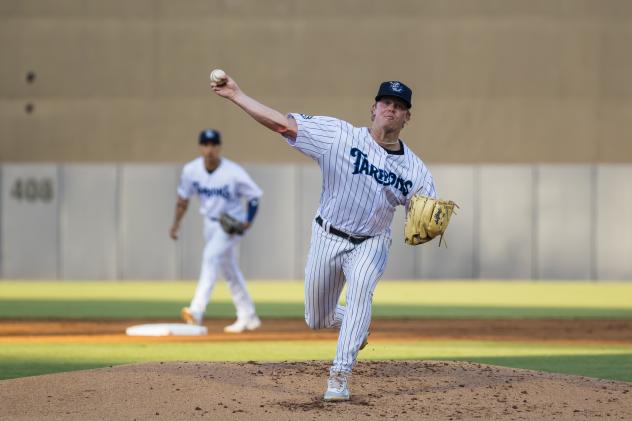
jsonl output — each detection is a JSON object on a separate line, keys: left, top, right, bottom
{"left": 285, "top": 113, "right": 437, "bottom": 375}
{"left": 177, "top": 157, "right": 262, "bottom": 222}
{"left": 286, "top": 114, "right": 436, "bottom": 237}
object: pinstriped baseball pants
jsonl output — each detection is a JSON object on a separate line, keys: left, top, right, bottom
{"left": 304, "top": 220, "right": 391, "bottom": 373}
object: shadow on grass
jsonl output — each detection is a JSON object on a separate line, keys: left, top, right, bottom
{"left": 2, "top": 353, "right": 631, "bottom": 382}
{"left": 424, "top": 354, "right": 632, "bottom": 383}
{"left": 0, "top": 361, "right": 117, "bottom": 381}
{"left": 2, "top": 300, "right": 632, "bottom": 319}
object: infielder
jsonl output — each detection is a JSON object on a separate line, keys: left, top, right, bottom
{"left": 210, "top": 73, "right": 436, "bottom": 400}
{"left": 169, "top": 129, "right": 263, "bottom": 333}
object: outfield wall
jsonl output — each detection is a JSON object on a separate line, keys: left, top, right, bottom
{"left": 1, "top": 163, "right": 631, "bottom": 281}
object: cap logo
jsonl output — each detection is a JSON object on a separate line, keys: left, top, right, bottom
{"left": 389, "top": 81, "right": 403, "bottom": 93}
{"left": 205, "top": 130, "right": 213, "bottom": 138}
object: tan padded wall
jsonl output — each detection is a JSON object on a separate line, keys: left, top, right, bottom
{"left": 1, "top": 0, "right": 632, "bottom": 163}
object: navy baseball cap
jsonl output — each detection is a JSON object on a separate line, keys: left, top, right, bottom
{"left": 375, "top": 81, "right": 412, "bottom": 109}
{"left": 199, "top": 129, "right": 221, "bottom": 145}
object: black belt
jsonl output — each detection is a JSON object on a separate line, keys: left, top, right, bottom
{"left": 315, "top": 216, "right": 372, "bottom": 245}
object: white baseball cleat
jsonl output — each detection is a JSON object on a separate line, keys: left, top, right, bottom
{"left": 324, "top": 371, "right": 350, "bottom": 401}
{"left": 223, "top": 316, "right": 261, "bottom": 333}
{"left": 180, "top": 307, "right": 202, "bottom": 326}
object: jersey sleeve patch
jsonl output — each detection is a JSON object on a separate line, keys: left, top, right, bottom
{"left": 285, "top": 113, "right": 341, "bottom": 160}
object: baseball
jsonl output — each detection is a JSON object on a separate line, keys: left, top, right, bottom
{"left": 210, "top": 68, "right": 227, "bottom": 85}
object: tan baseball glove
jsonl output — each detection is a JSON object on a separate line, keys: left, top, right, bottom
{"left": 404, "top": 195, "right": 458, "bottom": 246}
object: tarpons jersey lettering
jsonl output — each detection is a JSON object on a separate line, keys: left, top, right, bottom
{"left": 192, "top": 182, "right": 231, "bottom": 199}
{"left": 285, "top": 113, "right": 436, "bottom": 237}
{"left": 350, "top": 147, "right": 413, "bottom": 196}
{"left": 177, "top": 157, "right": 263, "bottom": 221}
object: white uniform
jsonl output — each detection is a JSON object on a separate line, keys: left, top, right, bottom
{"left": 177, "top": 157, "right": 263, "bottom": 322}
{"left": 286, "top": 113, "right": 436, "bottom": 374}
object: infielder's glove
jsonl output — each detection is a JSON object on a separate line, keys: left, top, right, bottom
{"left": 219, "top": 213, "right": 247, "bottom": 235}
{"left": 404, "top": 195, "right": 458, "bottom": 246}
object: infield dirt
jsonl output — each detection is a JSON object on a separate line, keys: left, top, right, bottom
{"left": 2, "top": 318, "right": 632, "bottom": 344}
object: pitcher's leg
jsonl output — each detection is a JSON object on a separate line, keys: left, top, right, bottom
{"left": 304, "top": 221, "right": 349, "bottom": 330}
{"left": 332, "top": 236, "right": 390, "bottom": 373}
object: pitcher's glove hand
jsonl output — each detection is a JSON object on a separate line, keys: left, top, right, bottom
{"left": 219, "top": 213, "right": 247, "bottom": 235}
{"left": 405, "top": 195, "right": 458, "bottom": 246}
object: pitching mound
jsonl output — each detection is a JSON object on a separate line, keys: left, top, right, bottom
{"left": 1, "top": 361, "right": 630, "bottom": 420}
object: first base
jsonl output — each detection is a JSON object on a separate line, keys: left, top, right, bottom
{"left": 125, "top": 323, "right": 208, "bottom": 336}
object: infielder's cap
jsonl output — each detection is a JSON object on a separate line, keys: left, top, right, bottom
{"left": 375, "top": 81, "right": 412, "bottom": 109}
{"left": 199, "top": 129, "right": 221, "bottom": 145}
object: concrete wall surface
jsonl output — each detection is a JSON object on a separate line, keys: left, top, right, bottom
{"left": 2, "top": 162, "right": 631, "bottom": 280}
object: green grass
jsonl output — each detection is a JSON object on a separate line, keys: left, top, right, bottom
{"left": 2, "top": 280, "right": 632, "bottom": 382}
{"left": 3, "top": 300, "right": 632, "bottom": 319}
{"left": 2, "top": 280, "right": 632, "bottom": 319}
{"left": 1, "top": 340, "right": 631, "bottom": 382}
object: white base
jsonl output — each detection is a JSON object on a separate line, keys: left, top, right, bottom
{"left": 125, "top": 323, "right": 208, "bottom": 337}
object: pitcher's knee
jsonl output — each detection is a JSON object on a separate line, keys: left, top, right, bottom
{"left": 305, "top": 314, "right": 336, "bottom": 330}
{"left": 304, "top": 315, "right": 321, "bottom": 330}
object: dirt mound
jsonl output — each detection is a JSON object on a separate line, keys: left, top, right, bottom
{"left": 1, "top": 361, "right": 630, "bottom": 420}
